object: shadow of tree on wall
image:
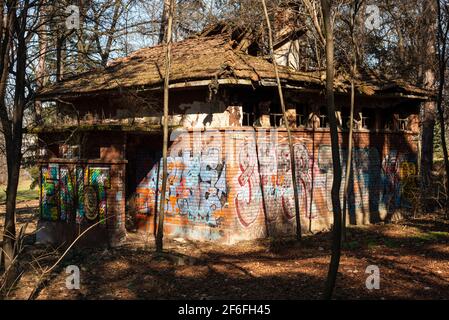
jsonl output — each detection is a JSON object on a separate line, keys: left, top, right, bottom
{"left": 341, "top": 130, "right": 418, "bottom": 226}
{"left": 126, "top": 126, "right": 421, "bottom": 242}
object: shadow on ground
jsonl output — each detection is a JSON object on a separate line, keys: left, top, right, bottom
{"left": 10, "top": 214, "right": 447, "bottom": 300}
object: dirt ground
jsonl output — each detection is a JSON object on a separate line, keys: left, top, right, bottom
{"left": 0, "top": 199, "right": 39, "bottom": 243}
{"left": 1, "top": 200, "right": 449, "bottom": 300}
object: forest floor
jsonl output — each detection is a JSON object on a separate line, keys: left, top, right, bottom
{"left": 1, "top": 199, "right": 449, "bottom": 300}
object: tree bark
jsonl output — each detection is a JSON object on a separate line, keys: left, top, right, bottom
{"left": 156, "top": 0, "right": 174, "bottom": 253}
{"left": 0, "top": 0, "right": 16, "bottom": 270}
{"left": 436, "top": 1, "right": 449, "bottom": 215}
{"left": 342, "top": 0, "right": 361, "bottom": 242}
{"left": 158, "top": 0, "right": 171, "bottom": 44}
{"left": 56, "top": 34, "right": 66, "bottom": 83}
{"left": 35, "top": 1, "right": 48, "bottom": 122}
{"left": 342, "top": 74, "right": 355, "bottom": 241}
{"left": 420, "top": 0, "right": 437, "bottom": 211}
{"left": 1, "top": 0, "right": 27, "bottom": 271}
{"left": 321, "top": 0, "right": 343, "bottom": 300}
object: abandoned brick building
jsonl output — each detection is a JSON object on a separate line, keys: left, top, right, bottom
{"left": 34, "top": 24, "right": 431, "bottom": 245}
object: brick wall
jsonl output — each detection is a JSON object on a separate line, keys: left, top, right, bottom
{"left": 131, "top": 128, "right": 419, "bottom": 244}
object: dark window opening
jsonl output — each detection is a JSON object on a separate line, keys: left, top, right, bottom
{"left": 242, "top": 100, "right": 256, "bottom": 126}
{"left": 84, "top": 145, "right": 101, "bottom": 159}
{"left": 340, "top": 108, "right": 349, "bottom": 129}
{"left": 247, "top": 42, "right": 260, "bottom": 56}
{"left": 361, "top": 108, "right": 375, "bottom": 130}
{"left": 296, "top": 103, "right": 307, "bottom": 127}
{"left": 318, "top": 106, "right": 328, "bottom": 128}
{"left": 397, "top": 109, "right": 414, "bottom": 131}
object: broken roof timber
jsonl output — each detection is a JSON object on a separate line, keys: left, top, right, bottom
{"left": 36, "top": 33, "right": 433, "bottom": 102}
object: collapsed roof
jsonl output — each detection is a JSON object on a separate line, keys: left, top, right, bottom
{"left": 37, "top": 24, "right": 433, "bottom": 101}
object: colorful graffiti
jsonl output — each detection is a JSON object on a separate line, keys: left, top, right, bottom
{"left": 315, "top": 145, "right": 417, "bottom": 216}
{"left": 88, "top": 167, "right": 110, "bottom": 222}
{"left": 381, "top": 150, "right": 417, "bottom": 211}
{"left": 41, "top": 165, "right": 59, "bottom": 221}
{"left": 136, "top": 145, "right": 227, "bottom": 227}
{"left": 131, "top": 130, "right": 418, "bottom": 241}
{"left": 76, "top": 166, "right": 86, "bottom": 223}
{"left": 257, "top": 138, "right": 321, "bottom": 226}
{"left": 59, "top": 167, "right": 75, "bottom": 222}
{"left": 40, "top": 164, "right": 111, "bottom": 223}
{"left": 347, "top": 147, "right": 381, "bottom": 213}
{"left": 253, "top": 141, "right": 415, "bottom": 226}
{"left": 235, "top": 137, "right": 417, "bottom": 228}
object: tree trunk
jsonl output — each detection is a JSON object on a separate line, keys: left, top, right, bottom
{"left": 436, "top": 1, "right": 449, "bottom": 215}
{"left": 156, "top": 0, "right": 174, "bottom": 253}
{"left": 0, "top": 1, "right": 16, "bottom": 270}
{"left": 2, "top": 154, "right": 20, "bottom": 270}
{"left": 261, "top": 0, "right": 302, "bottom": 240}
{"left": 420, "top": 0, "right": 437, "bottom": 211}
{"left": 35, "top": 2, "right": 48, "bottom": 122}
{"left": 321, "top": 0, "right": 343, "bottom": 300}
{"left": 436, "top": 71, "right": 449, "bottom": 216}
{"left": 1, "top": 0, "right": 27, "bottom": 271}
{"left": 342, "top": 76, "right": 355, "bottom": 241}
{"left": 158, "top": 0, "right": 171, "bottom": 44}
{"left": 56, "top": 35, "right": 65, "bottom": 83}
{"left": 76, "top": 0, "right": 89, "bottom": 72}
{"left": 342, "top": 0, "right": 361, "bottom": 242}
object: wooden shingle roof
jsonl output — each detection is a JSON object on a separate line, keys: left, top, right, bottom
{"left": 38, "top": 35, "right": 323, "bottom": 99}
{"left": 37, "top": 33, "right": 433, "bottom": 101}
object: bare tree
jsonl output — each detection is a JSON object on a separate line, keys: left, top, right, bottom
{"left": 341, "top": 0, "right": 363, "bottom": 241}
{"left": 156, "top": 0, "right": 175, "bottom": 253}
{"left": 420, "top": 0, "right": 438, "bottom": 207}
{"left": 158, "top": 0, "right": 171, "bottom": 44}
{"left": 91, "top": 0, "right": 126, "bottom": 66}
{"left": 321, "top": 0, "right": 343, "bottom": 300}
{"left": 436, "top": 0, "right": 449, "bottom": 213}
{"left": 34, "top": 1, "right": 49, "bottom": 122}
{"left": 0, "top": 0, "right": 33, "bottom": 271}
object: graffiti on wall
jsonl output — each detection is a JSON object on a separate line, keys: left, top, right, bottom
{"left": 258, "top": 141, "right": 313, "bottom": 224}
{"left": 345, "top": 147, "right": 382, "bottom": 214}
{"left": 87, "top": 167, "right": 110, "bottom": 222}
{"left": 234, "top": 137, "right": 263, "bottom": 227}
{"left": 132, "top": 130, "right": 418, "bottom": 240}
{"left": 41, "top": 165, "right": 59, "bottom": 221}
{"left": 234, "top": 135, "right": 320, "bottom": 230}
{"left": 59, "top": 167, "right": 75, "bottom": 222}
{"left": 41, "top": 164, "right": 111, "bottom": 224}
{"left": 317, "top": 146, "right": 383, "bottom": 213}
{"left": 235, "top": 139, "right": 416, "bottom": 227}
{"left": 381, "top": 150, "right": 417, "bottom": 212}
{"left": 136, "top": 144, "right": 227, "bottom": 227}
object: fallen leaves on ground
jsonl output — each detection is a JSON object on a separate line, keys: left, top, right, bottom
{"left": 2, "top": 203, "right": 449, "bottom": 300}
